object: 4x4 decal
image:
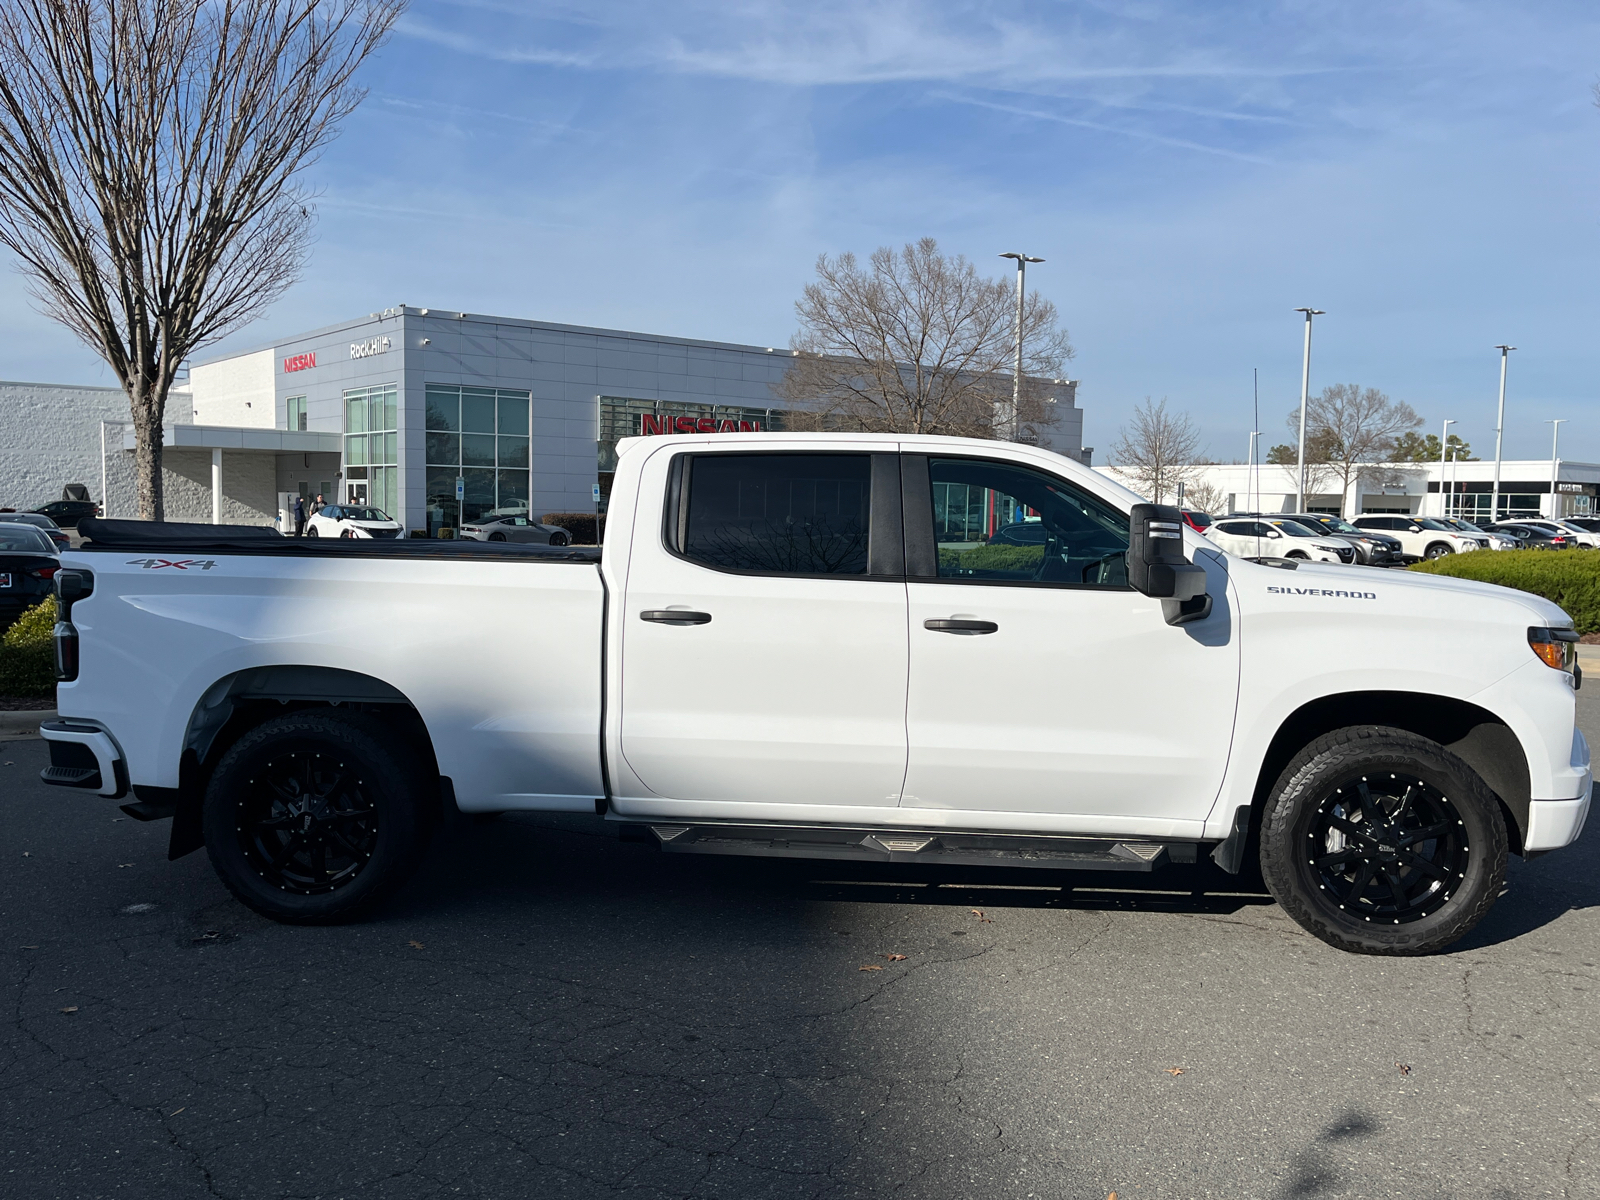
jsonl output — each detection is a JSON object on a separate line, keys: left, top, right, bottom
{"left": 125, "top": 558, "right": 218, "bottom": 570}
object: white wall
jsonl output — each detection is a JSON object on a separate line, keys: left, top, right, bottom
{"left": 189, "top": 348, "right": 274, "bottom": 428}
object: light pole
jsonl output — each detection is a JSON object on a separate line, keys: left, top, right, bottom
{"left": 998, "top": 252, "right": 1044, "bottom": 441}
{"left": 1294, "top": 307, "right": 1325, "bottom": 513}
{"left": 1548, "top": 418, "right": 1566, "bottom": 520}
{"left": 1439, "top": 419, "right": 1455, "bottom": 518}
{"left": 1490, "top": 345, "right": 1515, "bottom": 521}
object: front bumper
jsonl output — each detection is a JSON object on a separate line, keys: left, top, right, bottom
{"left": 1526, "top": 789, "right": 1591, "bottom": 852}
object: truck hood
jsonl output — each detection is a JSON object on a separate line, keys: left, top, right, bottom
{"left": 1232, "top": 556, "right": 1572, "bottom": 628}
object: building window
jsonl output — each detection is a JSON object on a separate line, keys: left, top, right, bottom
{"left": 424, "top": 384, "right": 530, "bottom": 534}
{"left": 343, "top": 384, "right": 398, "bottom": 517}
{"left": 285, "top": 395, "right": 307, "bottom": 431}
{"left": 596, "top": 396, "right": 786, "bottom": 513}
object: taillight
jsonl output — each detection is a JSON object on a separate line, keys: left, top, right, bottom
{"left": 1529, "top": 626, "right": 1578, "bottom": 673}
{"left": 29, "top": 566, "right": 58, "bottom": 579}
{"left": 54, "top": 620, "right": 78, "bottom": 681}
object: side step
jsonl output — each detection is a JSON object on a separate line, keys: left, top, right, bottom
{"left": 634, "top": 822, "right": 1202, "bottom": 873}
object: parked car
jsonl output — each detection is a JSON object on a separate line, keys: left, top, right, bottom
{"left": 305, "top": 504, "right": 404, "bottom": 539}
{"left": 1544, "top": 520, "right": 1600, "bottom": 549}
{"left": 1181, "top": 510, "right": 1213, "bottom": 533}
{"left": 1351, "top": 515, "right": 1488, "bottom": 559}
{"left": 1280, "top": 513, "right": 1406, "bottom": 565}
{"left": 0, "top": 524, "right": 59, "bottom": 626}
{"left": 45, "top": 433, "right": 1593, "bottom": 957}
{"left": 1561, "top": 517, "right": 1600, "bottom": 536}
{"left": 1440, "top": 518, "right": 1521, "bottom": 550}
{"left": 460, "top": 515, "right": 571, "bottom": 545}
{"left": 1486, "top": 522, "right": 1574, "bottom": 550}
{"left": 30, "top": 498, "right": 99, "bottom": 529}
{"left": 0, "top": 512, "right": 70, "bottom": 552}
{"left": 1206, "top": 516, "right": 1356, "bottom": 563}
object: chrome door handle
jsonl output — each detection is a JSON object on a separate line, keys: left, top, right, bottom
{"left": 640, "top": 610, "right": 712, "bottom": 626}
{"left": 924, "top": 619, "right": 998, "bottom": 635}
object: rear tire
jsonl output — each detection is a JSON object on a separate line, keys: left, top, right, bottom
{"left": 202, "top": 711, "right": 437, "bottom": 924}
{"left": 1259, "top": 726, "right": 1507, "bottom": 955}
{"left": 488, "top": 532, "right": 506, "bottom": 542}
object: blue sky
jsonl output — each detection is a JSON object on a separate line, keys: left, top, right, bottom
{"left": 2, "top": 0, "right": 1598, "bottom": 461}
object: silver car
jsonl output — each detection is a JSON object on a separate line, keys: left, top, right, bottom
{"left": 459, "top": 515, "right": 570, "bottom": 545}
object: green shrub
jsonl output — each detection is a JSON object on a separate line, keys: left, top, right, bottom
{"left": 938, "top": 543, "right": 1045, "bottom": 573}
{"left": 0, "top": 595, "right": 57, "bottom": 697}
{"left": 542, "top": 513, "right": 605, "bottom": 545}
{"left": 1408, "top": 550, "right": 1600, "bottom": 633}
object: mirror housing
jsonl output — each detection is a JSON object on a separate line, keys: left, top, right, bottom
{"left": 1267, "top": 529, "right": 1282, "bottom": 539}
{"left": 1128, "top": 504, "right": 1208, "bottom": 614}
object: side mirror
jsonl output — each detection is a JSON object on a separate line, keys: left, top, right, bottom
{"left": 1267, "top": 529, "right": 1282, "bottom": 539}
{"left": 1408, "top": 525, "right": 1421, "bottom": 532}
{"left": 1128, "top": 504, "right": 1210, "bottom": 625}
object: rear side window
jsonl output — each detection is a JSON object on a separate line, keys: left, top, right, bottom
{"left": 678, "top": 453, "right": 872, "bottom": 575}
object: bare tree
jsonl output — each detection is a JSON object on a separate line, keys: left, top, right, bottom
{"left": 1109, "top": 397, "right": 1202, "bottom": 504}
{"left": 778, "top": 238, "right": 1073, "bottom": 441}
{"left": 0, "top": 0, "right": 404, "bottom": 520}
{"left": 1293, "top": 384, "right": 1421, "bottom": 516}
{"left": 1183, "top": 478, "right": 1227, "bottom": 515}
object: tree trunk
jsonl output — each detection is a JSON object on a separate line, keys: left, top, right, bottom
{"left": 129, "top": 376, "right": 165, "bottom": 521}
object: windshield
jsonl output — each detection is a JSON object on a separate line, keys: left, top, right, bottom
{"left": 1414, "top": 518, "right": 1454, "bottom": 531}
{"left": 1450, "top": 519, "right": 1485, "bottom": 532}
{"left": 1310, "top": 516, "right": 1360, "bottom": 534}
{"left": 1184, "top": 511, "right": 1213, "bottom": 529}
{"left": 341, "top": 508, "right": 390, "bottom": 522}
{"left": 0, "top": 526, "right": 56, "bottom": 553}
{"left": 1268, "top": 520, "right": 1320, "bottom": 538}
{"left": 0, "top": 513, "right": 53, "bottom": 529}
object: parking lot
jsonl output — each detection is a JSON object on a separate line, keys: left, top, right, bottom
{"left": 3, "top": 684, "right": 1598, "bottom": 1200}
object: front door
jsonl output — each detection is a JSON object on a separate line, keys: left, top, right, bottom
{"left": 346, "top": 481, "right": 368, "bottom": 506}
{"left": 900, "top": 454, "right": 1240, "bottom": 832}
{"left": 617, "top": 447, "right": 910, "bottom": 811}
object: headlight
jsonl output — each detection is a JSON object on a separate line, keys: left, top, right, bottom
{"left": 1529, "top": 626, "right": 1579, "bottom": 673}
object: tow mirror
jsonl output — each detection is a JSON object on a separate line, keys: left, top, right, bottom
{"left": 1128, "top": 504, "right": 1211, "bottom": 625}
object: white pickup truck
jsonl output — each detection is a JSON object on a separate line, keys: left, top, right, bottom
{"left": 40, "top": 433, "right": 1591, "bottom": 955}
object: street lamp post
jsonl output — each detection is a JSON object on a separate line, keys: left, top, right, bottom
{"left": 1294, "top": 307, "right": 1325, "bottom": 513}
{"left": 1490, "top": 345, "right": 1515, "bottom": 522}
{"left": 1549, "top": 418, "right": 1566, "bottom": 521}
{"left": 1439, "top": 419, "right": 1455, "bottom": 518}
{"left": 998, "top": 252, "right": 1044, "bottom": 441}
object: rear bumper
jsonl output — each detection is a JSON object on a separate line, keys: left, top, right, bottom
{"left": 37, "top": 720, "right": 128, "bottom": 798}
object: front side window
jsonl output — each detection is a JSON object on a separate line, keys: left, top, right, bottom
{"left": 928, "top": 457, "right": 1128, "bottom": 587}
{"left": 678, "top": 453, "right": 871, "bottom": 575}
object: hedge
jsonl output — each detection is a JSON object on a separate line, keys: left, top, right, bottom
{"left": 543, "top": 513, "right": 605, "bottom": 545}
{"left": 937, "top": 544, "right": 1045, "bottom": 573}
{"left": 1408, "top": 550, "right": 1600, "bottom": 633}
{"left": 0, "top": 596, "right": 57, "bottom": 697}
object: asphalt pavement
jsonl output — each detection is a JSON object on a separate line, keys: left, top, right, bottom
{"left": 4, "top": 693, "right": 1600, "bottom": 1200}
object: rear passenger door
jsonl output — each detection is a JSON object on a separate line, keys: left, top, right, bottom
{"left": 617, "top": 447, "right": 911, "bottom": 812}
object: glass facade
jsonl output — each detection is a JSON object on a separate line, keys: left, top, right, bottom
{"left": 343, "top": 385, "right": 397, "bottom": 517}
{"left": 425, "top": 384, "right": 531, "bottom": 534}
{"left": 597, "top": 396, "right": 785, "bottom": 512}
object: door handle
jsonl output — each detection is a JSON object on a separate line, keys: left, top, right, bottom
{"left": 640, "top": 610, "right": 712, "bottom": 626}
{"left": 924, "top": 618, "right": 998, "bottom": 635}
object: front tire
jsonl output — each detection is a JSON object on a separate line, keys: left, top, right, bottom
{"left": 549, "top": 532, "right": 569, "bottom": 547}
{"left": 306, "top": 527, "right": 319, "bottom": 538}
{"left": 202, "top": 711, "right": 438, "bottom": 924}
{"left": 1259, "top": 726, "right": 1507, "bottom": 955}
{"left": 1424, "top": 542, "right": 1453, "bottom": 559}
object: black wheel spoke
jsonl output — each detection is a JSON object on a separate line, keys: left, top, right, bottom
{"left": 1398, "top": 821, "right": 1451, "bottom": 848}
{"left": 1314, "top": 847, "right": 1361, "bottom": 869}
{"left": 1383, "top": 869, "right": 1409, "bottom": 911}
{"left": 1396, "top": 849, "right": 1449, "bottom": 880}
{"left": 1346, "top": 860, "right": 1377, "bottom": 905}
{"left": 1326, "top": 815, "right": 1370, "bottom": 842}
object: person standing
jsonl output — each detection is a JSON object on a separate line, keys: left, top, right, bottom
{"left": 310, "top": 493, "right": 325, "bottom": 518}
{"left": 292, "top": 495, "right": 306, "bottom": 538}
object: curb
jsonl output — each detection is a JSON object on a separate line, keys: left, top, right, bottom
{"left": 0, "top": 710, "right": 54, "bottom": 739}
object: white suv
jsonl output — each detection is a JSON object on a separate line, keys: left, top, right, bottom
{"left": 1206, "top": 517, "right": 1356, "bottom": 563}
{"left": 305, "top": 504, "right": 405, "bottom": 539}
{"left": 1352, "top": 515, "right": 1486, "bottom": 559}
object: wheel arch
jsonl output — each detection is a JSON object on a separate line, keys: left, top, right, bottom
{"left": 1252, "top": 690, "right": 1531, "bottom": 856}
{"left": 167, "top": 666, "right": 442, "bottom": 860}
{"left": 1425, "top": 541, "right": 1454, "bottom": 557}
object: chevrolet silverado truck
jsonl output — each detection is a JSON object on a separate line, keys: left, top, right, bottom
{"left": 39, "top": 433, "right": 1591, "bottom": 955}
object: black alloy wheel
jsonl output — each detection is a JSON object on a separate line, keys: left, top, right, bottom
{"left": 236, "top": 750, "right": 379, "bottom": 895}
{"left": 488, "top": 532, "right": 507, "bottom": 541}
{"left": 549, "top": 532, "right": 569, "bottom": 547}
{"left": 1260, "top": 725, "right": 1507, "bottom": 955}
{"left": 203, "top": 710, "right": 437, "bottom": 923}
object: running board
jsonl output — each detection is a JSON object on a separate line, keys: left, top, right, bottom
{"left": 634, "top": 822, "right": 1201, "bottom": 872}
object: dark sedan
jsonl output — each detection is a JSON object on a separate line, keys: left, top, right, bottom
{"left": 31, "top": 498, "right": 99, "bottom": 529}
{"left": 1487, "top": 522, "right": 1573, "bottom": 549}
{"left": 0, "top": 524, "right": 60, "bottom": 627}
{"left": 0, "top": 512, "right": 70, "bottom": 552}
